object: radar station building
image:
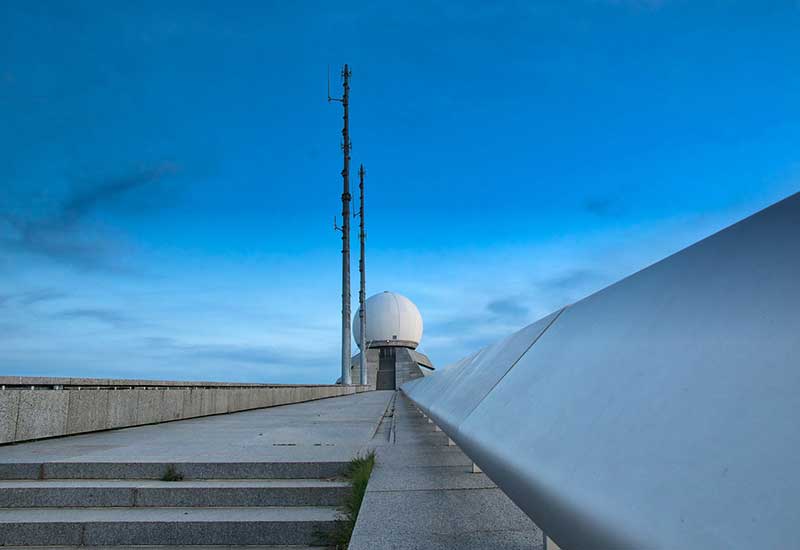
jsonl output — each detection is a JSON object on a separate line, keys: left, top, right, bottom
{"left": 348, "top": 291, "right": 434, "bottom": 390}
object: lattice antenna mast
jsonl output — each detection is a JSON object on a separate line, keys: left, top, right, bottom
{"left": 330, "top": 65, "right": 353, "bottom": 385}
{"left": 357, "top": 164, "right": 367, "bottom": 385}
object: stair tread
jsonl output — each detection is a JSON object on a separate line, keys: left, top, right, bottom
{"left": 0, "top": 506, "right": 340, "bottom": 523}
{"left": 0, "top": 460, "right": 347, "bottom": 464}
{"left": 0, "top": 548, "right": 324, "bottom": 550}
{"left": 0, "top": 479, "right": 348, "bottom": 488}
{"left": 0, "top": 461, "right": 349, "bottom": 480}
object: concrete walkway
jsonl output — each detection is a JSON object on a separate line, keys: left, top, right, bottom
{"left": 0, "top": 390, "right": 394, "bottom": 465}
{"left": 350, "top": 393, "right": 543, "bottom": 550}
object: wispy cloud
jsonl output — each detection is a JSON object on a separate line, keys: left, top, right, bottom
{"left": 583, "top": 196, "right": 622, "bottom": 217}
{"left": 1, "top": 163, "right": 177, "bottom": 270}
{"left": 52, "top": 308, "right": 134, "bottom": 328}
{"left": 486, "top": 296, "right": 529, "bottom": 318}
{"left": 142, "top": 337, "right": 330, "bottom": 369}
{"left": 188, "top": 344, "right": 327, "bottom": 368}
{"left": 17, "top": 288, "right": 68, "bottom": 306}
{"left": 0, "top": 288, "right": 67, "bottom": 308}
{"left": 536, "top": 268, "right": 603, "bottom": 293}
{"left": 57, "top": 164, "right": 176, "bottom": 226}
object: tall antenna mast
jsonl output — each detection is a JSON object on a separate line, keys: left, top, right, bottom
{"left": 330, "top": 64, "right": 353, "bottom": 386}
{"left": 357, "top": 164, "right": 367, "bottom": 386}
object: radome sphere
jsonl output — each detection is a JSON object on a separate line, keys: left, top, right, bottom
{"left": 353, "top": 291, "right": 423, "bottom": 349}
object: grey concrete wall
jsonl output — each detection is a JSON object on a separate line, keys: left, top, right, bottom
{"left": 0, "top": 375, "right": 364, "bottom": 388}
{"left": 394, "top": 348, "right": 424, "bottom": 387}
{"left": 349, "top": 348, "right": 380, "bottom": 389}
{"left": 349, "top": 347, "right": 428, "bottom": 389}
{"left": 0, "top": 384, "right": 371, "bottom": 445}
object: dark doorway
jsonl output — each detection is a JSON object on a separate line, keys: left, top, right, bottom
{"left": 376, "top": 347, "right": 396, "bottom": 390}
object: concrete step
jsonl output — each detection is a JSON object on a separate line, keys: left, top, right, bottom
{"left": 0, "top": 479, "right": 350, "bottom": 508}
{"left": 0, "top": 461, "right": 348, "bottom": 480}
{"left": 0, "top": 547, "right": 325, "bottom": 550}
{"left": 0, "top": 506, "right": 340, "bottom": 546}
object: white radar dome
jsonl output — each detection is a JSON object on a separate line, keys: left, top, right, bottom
{"left": 353, "top": 291, "right": 423, "bottom": 350}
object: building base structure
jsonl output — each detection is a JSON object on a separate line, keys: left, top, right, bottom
{"left": 349, "top": 347, "right": 434, "bottom": 390}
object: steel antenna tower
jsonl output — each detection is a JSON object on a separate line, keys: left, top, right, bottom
{"left": 357, "top": 164, "right": 367, "bottom": 386}
{"left": 330, "top": 64, "right": 353, "bottom": 385}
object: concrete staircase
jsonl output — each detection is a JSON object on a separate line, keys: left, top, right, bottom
{"left": 0, "top": 461, "right": 349, "bottom": 547}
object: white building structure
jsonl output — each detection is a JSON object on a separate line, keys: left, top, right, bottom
{"left": 346, "top": 291, "right": 434, "bottom": 389}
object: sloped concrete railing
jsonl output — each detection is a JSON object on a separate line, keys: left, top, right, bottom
{"left": 402, "top": 192, "right": 800, "bottom": 550}
{"left": 0, "top": 378, "right": 371, "bottom": 444}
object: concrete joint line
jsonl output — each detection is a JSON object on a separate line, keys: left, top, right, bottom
{"left": 368, "top": 392, "right": 396, "bottom": 440}
{"left": 369, "top": 486, "right": 496, "bottom": 494}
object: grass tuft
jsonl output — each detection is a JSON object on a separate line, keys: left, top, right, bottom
{"left": 317, "top": 450, "right": 376, "bottom": 548}
{"left": 160, "top": 464, "right": 184, "bottom": 481}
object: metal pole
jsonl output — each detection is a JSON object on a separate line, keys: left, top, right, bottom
{"left": 358, "top": 164, "right": 367, "bottom": 386}
{"left": 339, "top": 65, "right": 353, "bottom": 385}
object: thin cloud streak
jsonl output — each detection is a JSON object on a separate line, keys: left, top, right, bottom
{"left": 0, "top": 163, "right": 177, "bottom": 270}
{"left": 52, "top": 308, "right": 134, "bottom": 328}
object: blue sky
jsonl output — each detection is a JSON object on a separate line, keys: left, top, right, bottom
{"left": 1, "top": 1, "right": 798, "bottom": 383}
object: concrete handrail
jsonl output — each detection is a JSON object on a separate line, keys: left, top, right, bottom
{"left": 403, "top": 192, "right": 800, "bottom": 549}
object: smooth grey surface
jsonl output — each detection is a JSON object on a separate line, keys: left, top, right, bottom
{"left": 415, "top": 310, "right": 563, "bottom": 434}
{"left": 403, "top": 192, "right": 800, "bottom": 549}
{"left": 350, "top": 394, "right": 542, "bottom": 550}
{"left": 0, "top": 390, "right": 394, "bottom": 470}
{"left": 401, "top": 351, "right": 480, "bottom": 419}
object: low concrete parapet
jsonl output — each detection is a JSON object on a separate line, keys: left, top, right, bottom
{"left": 0, "top": 378, "right": 372, "bottom": 444}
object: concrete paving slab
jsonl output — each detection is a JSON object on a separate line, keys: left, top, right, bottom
{"left": 373, "top": 444, "right": 473, "bottom": 468}
{"left": 366, "top": 463, "right": 497, "bottom": 492}
{"left": 350, "top": 394, "right": 542, "bottom": 550}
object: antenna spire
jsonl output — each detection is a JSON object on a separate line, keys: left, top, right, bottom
{"left": 358, "top": 164, "right": 367, "bottom": 386}
{"left": 330, "top": 64, "right": 353, "bottom": 385}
